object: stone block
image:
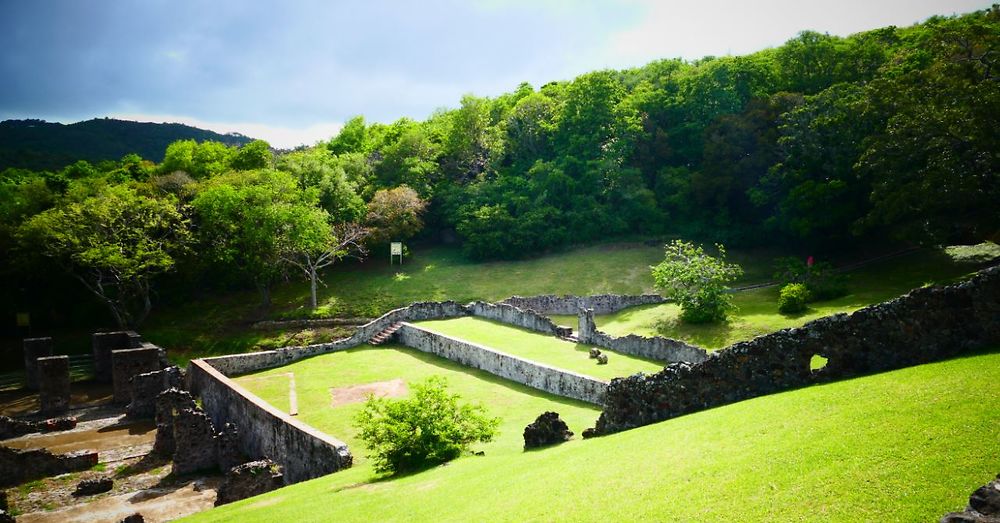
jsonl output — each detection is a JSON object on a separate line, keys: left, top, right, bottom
{"left": 23, "top": 337, "right": 53, "bottom": 391}
{"left": 73, "top": 477, "right": 113, "bottom": 496}
{"left": 126, "top": 366, "right": 183, "bottom": 419}
{"left": 153, "top": 388, "right": 195, "bottom": 456}
{"left": 216, "top": 422, "right": 244, "bottom": 473}
{"left": 172, "top": 408, "right": 218, "bottom": 476}
{"left": 112, "top": 347, "right": 163, "bottom": 405}
{"left": 37, "top": 355, "right": 70, "bottom": 416}
{"left": 215, "top": 459, "right": 284, "bottom": 506}
{"left": 523, "top": 412, "right": 573, "bottom": 449}
{"left": 92, "top": 331, "right": 142, "bottom": 383}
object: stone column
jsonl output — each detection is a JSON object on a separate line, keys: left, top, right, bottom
{"left": 37, "top": 355, "right": 70, "bottom": 416}
{"left": 577, "top": 308, "right": 597, "bottom": 344}
{"left": 23, "top": 337, "right": 54, "bottom": 391}
{"left": 111, "top": 347, "right": 163, "bottom": 405}
{"left": 92, "top": 331, "right": 142, "bottom": 383}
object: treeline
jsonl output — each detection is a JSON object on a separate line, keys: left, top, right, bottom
{"left": 0, "top": 118, "right": 254, "bottom": 172}
{"left": 1, "top": 7, "right": 997, "bottom": 328}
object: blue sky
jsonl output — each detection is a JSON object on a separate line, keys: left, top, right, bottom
{"left": 0, "top": 0, "right": 990, "bottom": 147}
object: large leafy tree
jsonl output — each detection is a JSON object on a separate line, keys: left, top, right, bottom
{"left": 651, "top": 240, "right": 744, "bottom": 323}
{"left": 364, "top": 185, "right": 427, "bottom": 247}
{"left": 18, "top": 184, "right": 190, "bottom": 328}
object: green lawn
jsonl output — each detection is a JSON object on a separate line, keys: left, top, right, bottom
{"left": 415, "top": 316, "right": 663, "bottom": 381}
{"left": 144, "top": 242, "right": 787, "bottom": 362}
{"left": 552, "top": 248, "right": 998, "bottom": 350}
{"left": 233, "top": 344, "right": 600, "bottom": 469}
{"left": 189, "top": 348, "right": 1000, "bottom": 522}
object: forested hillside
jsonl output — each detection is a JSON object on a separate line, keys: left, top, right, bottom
{"left": 0, "top": 118, "right": 254, "bottom": 171}
{"left": 1, "top": 6, "right": 996, "bottom": 331}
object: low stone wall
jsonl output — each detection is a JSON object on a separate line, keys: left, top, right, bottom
{"left": 396, "top": 323, "right": 606, "bottom": 405}
{"left": 92, "top": 331, "right": 143, "bottom": 383}
{"left": 111, "top": 346, "right": 164, "bottom": 405}
{"left": 467, "top": 301, "right": 571, "bottom": 336}
{"left": 589, "top": 266, "right": 1000, "bottom": 436}
{"left": 23, "top": 337, "right": 53, "bottom": 391}
{"left": 187, "top": 359, "right": 353, "bottom": 484}
{"left": 577, "top": 309, "right": 708, "bottom": 364}
{"left": 0, "top": 446, "right": 97, "bottom": 488}
{"left": 501, "top": 294, "right": 667, "bottom": 316}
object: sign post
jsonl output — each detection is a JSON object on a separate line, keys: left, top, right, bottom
{"left": 390, "top": 242, "right": 403, "bottom": 265}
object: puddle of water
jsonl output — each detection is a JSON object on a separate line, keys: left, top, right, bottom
{"left": 4, "top": 421, "right": 156, "bottom": 455}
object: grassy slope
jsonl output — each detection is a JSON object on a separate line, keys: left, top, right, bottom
{"left": 551, "top": 248, "right": 996, "bottom": 350}
{"left": 234, "top": 344, "right": 600, "bottom": 469}
{"left": 190, "top": 349, "right": 1000, "bottom": 522}
{"left": 143, "top": 243, "right": 782, "bottom": 362}
{"left": 415, "top": 317, "right": 664, "bottom": 381}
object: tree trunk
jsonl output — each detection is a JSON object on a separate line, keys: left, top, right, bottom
{"left": 309, "top": 268, "right": 318, "bottom": 310}
{"left": 257, "top": 282, "right": 272, "bottom": 309}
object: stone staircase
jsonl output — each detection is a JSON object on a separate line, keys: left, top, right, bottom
{"left": 368, "top": 323, "right": 403, "bottom": 346}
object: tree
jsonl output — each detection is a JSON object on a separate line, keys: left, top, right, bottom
{"left": 353, "top": 377, "right": 499, "bottom": 474}
{"left": 651, "top": 240, "right": 743, "bottom": 323}
{"left": 364, "top": 185, "right": 427, "bottom": 246}
{"left": 230, "top": 139, "right": 273, "bottom": 171}
{"left": 281, "top": 222, "right": 369, "bottom": 310}
{"left": 277, "top": 147, "right": 366, "bottom": 222}
{"left": 191, "top": 169, "right": 325, "bottom": 308}
{"left": 18, "top": 184, "right": 190, "bottom": 328}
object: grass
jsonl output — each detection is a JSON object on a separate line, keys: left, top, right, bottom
{"left": 415, "top": 317, "right": 663, "bottom": 381}
{"left": 188, "top": 348, "right": 1000, "bottom": 522}
{"left": 233, "top": 344, "right": 600, "bottom": 469}
{"left": 551, "top": 248, "right": 998, "bottom": 350}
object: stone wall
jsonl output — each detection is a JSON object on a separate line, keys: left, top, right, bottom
{"left": 37, "top": 355, "right": 70, "bottom": 415}
{"left": 111, "top": 346, "right": 164, "bottom": 405}
{"left": 23, "top": 337, "right": 53, "bottom": 391}
{"left": 467, "top": 301, "right": 571, "bottom": 336}
{"left": 589, "top": 266, "right": 1000, "bottom": 436}
{"left": 0, "top": 446, "right": 97, "bottom": 488}
{"left": 501, "top": 294, "right": 667, "bottom": 316}
{"left": 187, "top": 359, "right": 353, "bottom": 484}
{"left": 127, "top": 366, "right": 183, "bottom": 419}
{"left": 92, "top": 331, "right": 143, "bottom": 383}
{"left": 577, "top": 309, "right": 708, "bottom": 364}
{"left": 396, "top": 323, "right": 607, "bottom": 405}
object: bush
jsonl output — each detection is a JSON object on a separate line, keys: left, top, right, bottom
{"left": 651, "top": 240, "right": 744, "bottom": 324}
{"left": 353, "top": 377, "right": 499, "bottom": 474}
{"left": 778, "top": 283, "right": 811, "bottom": 314}
{"left": 773, "top": 256, "right": 847, "bottom": 302}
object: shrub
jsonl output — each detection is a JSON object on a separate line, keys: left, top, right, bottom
{"left": 773, "top": 256, "right": 848, "bottom": 301}
{"left": 778, "top": 283, "right": 811, "bottom": 314}
{"left": 353, "top": 377, "right": 499, "bottom": 474}
{"left": 651, "top": 240, "right": 744, "bottom": 323}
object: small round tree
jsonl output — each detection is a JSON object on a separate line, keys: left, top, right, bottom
{"left": 354, "top": 377, "right": 499, "bottom": 474}
{"left": 650, "top": 240, "right": 744, "bottom": 323}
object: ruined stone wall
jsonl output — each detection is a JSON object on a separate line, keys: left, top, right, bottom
{"left": 92, "top": 331, "right": 142, "bottom": 383}
{"left": 577, "top": 309, "right": 708, "bottom": 364}
{"left": 501, "top": 294, "right": 667, "bottom": 316}
{"left": 187, "top": 359, "right": 353, "bottom": 484}
{"left": 111, "top": 346, "right": 163, "bottom": 404}
{"left": 591, "top": 266, "right": 1000, "bottom": 436}
{"left": 467, "top": 301, "right": 571, "bottom": 336}
{"left": 0, "top": 446, "right": 97, "bottom": 488}
{"left": 396, "top": 323, "right": 606, "bottom": 405}
{"left": 22, "top": 337, "right": 53, "bottom": 391}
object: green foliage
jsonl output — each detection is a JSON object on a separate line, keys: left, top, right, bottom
{"left": 364, "top": 185, "right": 427, "bottom": 246}
{"left": 230, "top": 139, "right": 273, "bottom": 171}
{"left": 17, "top": 184, "right": 190, "bottom": 327}
{"left": 773, "top": 257, "right": 848, "bottom": 301}
{"left": 651, "top": 240, "right": 744, "bottom": 323}
{"left": 353, "top": 376, "right": 499, "bottom": 474}
{"left": 778, "top": 283, "right": 811, "bottom": 314}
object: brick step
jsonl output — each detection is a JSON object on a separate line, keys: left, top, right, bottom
{"left": 368, "top": 322, "right": 403, "bottom": 346}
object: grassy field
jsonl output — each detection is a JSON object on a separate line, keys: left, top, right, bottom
{"left": 234, "top": 344, "right": 600, "bottom": 469}
{"left": 415, "top": 317, "right": 664, "bottom": 381}
{"left": 189, "top": 348, "right": 1000, "bottom": 522}
{"left": 551, "top": 247, "right": 999, "bottom": 350}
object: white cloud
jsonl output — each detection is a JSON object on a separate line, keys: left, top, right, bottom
{"left": 110, "top": 113, "right": 343, "bottom": 149}
{"left": 604, "top": 0, "right": 991, "bottom": 66}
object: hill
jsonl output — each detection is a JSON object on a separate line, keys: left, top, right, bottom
{"left": 0, "top": 118, "right": 254, "bottom": 171}
{"left": 186, "top": 348, "right": 1000, "bottom": 522}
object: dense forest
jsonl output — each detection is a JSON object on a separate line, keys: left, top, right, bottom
{"left": 0, "top": 118, "right": 254, "bottom": 171}
{"left": 1, "top": 7, "right": 997, "bottom": 330}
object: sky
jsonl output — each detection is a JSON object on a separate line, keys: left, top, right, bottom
{"left": 0, "top": 0, "right": 991, "bottom": 148}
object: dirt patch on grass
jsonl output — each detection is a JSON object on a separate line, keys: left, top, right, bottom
{"left": 330, "top": 379, "right": 407, "bottom": 407}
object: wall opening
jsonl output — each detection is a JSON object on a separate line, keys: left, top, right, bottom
{"left": 810, "top": 354, "right": 829, "bottom": 372}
